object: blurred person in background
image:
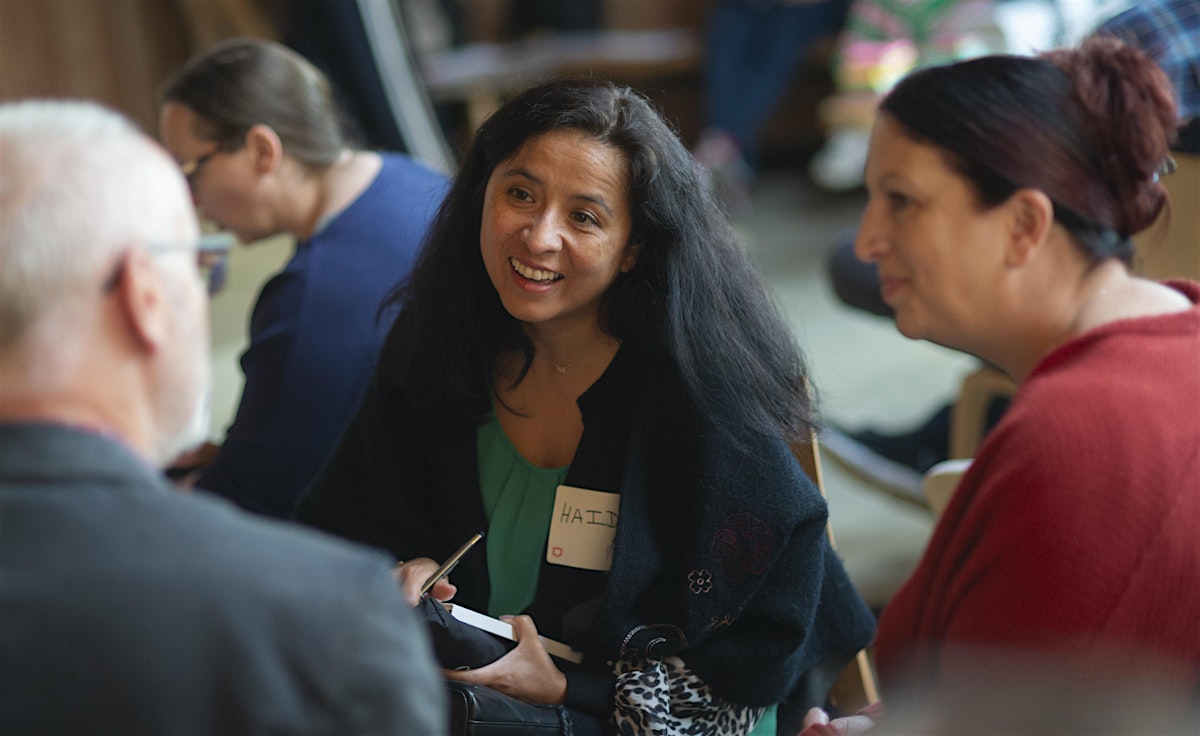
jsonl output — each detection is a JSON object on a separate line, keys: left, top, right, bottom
{"left": 695, "top": 0, "right": 851, "bottom": 213}
{"left": 160, "top": 38, "right": 449, "bottom": 518}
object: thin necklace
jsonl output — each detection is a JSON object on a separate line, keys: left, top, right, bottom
{"left": 538, "top": 338, "right": 620, "bottom": 375}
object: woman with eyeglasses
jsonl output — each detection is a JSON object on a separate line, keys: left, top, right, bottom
{"left": 158, "top": 38, "right": 449, "bottom": 519}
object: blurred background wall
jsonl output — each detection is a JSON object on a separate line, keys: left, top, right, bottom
{"left": 0, "top": 0, "right": 833, "bottom": 163}
{"left": 0, "top": 0, "right": 278, "bottom": 135}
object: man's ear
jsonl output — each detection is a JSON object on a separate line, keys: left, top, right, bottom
{"left": 113, "top": 250, "right": 170, "bottom": 353}
{"left": 245, "top": 123, "right": 284, "bottom": 175}
{"left": 1006, "top": 189, "right": 1054, "bottom": 268}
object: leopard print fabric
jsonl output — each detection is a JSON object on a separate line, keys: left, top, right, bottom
{"left": 611, "top": 656, "right": 763, "bottom": 735}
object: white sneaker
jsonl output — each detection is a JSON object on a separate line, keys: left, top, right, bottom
{"left": 809, "top": 128, "right": 870, "bottom": 192}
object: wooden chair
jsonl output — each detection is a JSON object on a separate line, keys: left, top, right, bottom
{"left": 922, "top": 458, "right": 973, "bottom": 517}
{"left": 939, "top": 363, "right": 1016, "bottom": 518}
{"left": 791, "top": 432, "right": 881, "bottom": 714}
{"left": 1135, "top": 151, "right": 1200, "bottom": 282}
{"left": 949, "top": 366, "right": 1017, "bottom": 460}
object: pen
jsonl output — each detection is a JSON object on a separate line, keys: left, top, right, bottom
{"left": 418, "top": 531, "right": 484, "bottom": 601}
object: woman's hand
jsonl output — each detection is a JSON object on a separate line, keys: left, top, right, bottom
{"left": 797, "top": 705, "right": 879, "bottom": 736}
{"left": 443, "top": 615, "right": 568, "bottom": 705}
{"left": 392, "top": 558, "right": 457, "bottom": 606}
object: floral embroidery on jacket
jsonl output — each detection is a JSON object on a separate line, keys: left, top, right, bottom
{"left": 711, "top": 512, "right": 775, "bottom": 576}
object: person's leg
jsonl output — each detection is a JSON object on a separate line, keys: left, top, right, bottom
{"left": 697, "top": 0, "right": 764, "bottom": 212}
{"left": 703, "top": 0, "right": 759, "bottom": 145}
{"left": 705, "top": 0, "right": 850, "bottom": 167}
{"left": 822, "top": 396, "right": 1009, "bottom": 505}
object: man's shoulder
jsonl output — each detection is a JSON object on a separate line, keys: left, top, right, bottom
{"left": 6, "top": 471, "right": 408, "bottom": 654}
{"left": 1, "top": 445, "right": 444, "bottom": 734}
{"left": 2, "top": 441, "right": 396, "bottom": 605}
{"left": 157, "top": 488, "right": 396, "bottom": 586}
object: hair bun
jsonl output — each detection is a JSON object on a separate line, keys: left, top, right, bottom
{"left": 1045, "top": 35, "right": 1178, "bottom": 236}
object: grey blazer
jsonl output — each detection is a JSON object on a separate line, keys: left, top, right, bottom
{"left": 0, "top": 423, "right": 445, "bottom": 735}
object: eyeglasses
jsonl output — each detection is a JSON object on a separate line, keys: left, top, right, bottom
{"left": 103, "top": 232, "right": 235, "bottom": 296}
{"left": 179, "top": 140, "right": 241, "bottom": 187}
{"left": 180, "top": 150, "right": 219, "bottom": 186}
{"left": 177, "top": 232, "right": 234, "bottom": 295}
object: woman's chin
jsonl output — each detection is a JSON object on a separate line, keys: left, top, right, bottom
{"left": 892, "top": 312, "right": 926, "bottom": 341}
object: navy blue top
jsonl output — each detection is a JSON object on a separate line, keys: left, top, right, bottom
{"left": 198, "top": 153, "right": 449, "bottom": 518}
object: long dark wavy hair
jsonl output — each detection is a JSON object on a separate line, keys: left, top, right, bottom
{"left": 380, "top": 78, "right": 812, "bottom": 441}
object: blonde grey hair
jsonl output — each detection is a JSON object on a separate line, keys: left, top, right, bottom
{"left": 0, "top": 99, "right": 196, "bottom": 347}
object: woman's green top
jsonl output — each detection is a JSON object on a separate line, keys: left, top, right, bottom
{"left": 475, "top": 410, "right": 777, "bottom": 735}
{"left": 476, "top": 410, "right": 568, "bottom": 617}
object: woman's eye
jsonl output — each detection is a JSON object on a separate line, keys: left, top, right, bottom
{"left": 509, "top": 187, "right": 532, "bottom": 202}
{"left": 572, "top": 211, "right": 597, "bottom": 226}
{"left": 887, "top": 191, "right": 912, "bottom": 210}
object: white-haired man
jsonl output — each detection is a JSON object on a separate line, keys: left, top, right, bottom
{"left": 0, "top": 100, "right": 445, "bottom": 734}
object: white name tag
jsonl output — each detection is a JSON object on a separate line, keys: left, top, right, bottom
{"left": 545, "top": 485, "right": 619, "bottom": 571}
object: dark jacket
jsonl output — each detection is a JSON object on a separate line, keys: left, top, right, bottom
{"left": 297, "top": 344, "right": 876, "bottom": 733}
{"left": 0, "top": 423, "right": 446, "bottom": 735}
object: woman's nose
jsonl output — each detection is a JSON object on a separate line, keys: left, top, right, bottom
{"left": 522, "top": 211, "right": 564, "bottom": 253}
{"left": 854, "top": 204, "right": 888, "bottom": 263}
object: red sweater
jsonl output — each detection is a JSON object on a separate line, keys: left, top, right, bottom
{"left": 875, "top": 280, "right": 1200, "bottom": 699}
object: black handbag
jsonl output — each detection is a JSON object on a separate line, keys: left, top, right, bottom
{"left": 445, "top": 681, "right": 563, "bottom": 735}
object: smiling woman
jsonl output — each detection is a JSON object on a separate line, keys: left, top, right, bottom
{"left": 295, "top": 78, "right": 876, "bottom": 735}
{"left": 479, "top": 129, "right": 637, "bottom": 340}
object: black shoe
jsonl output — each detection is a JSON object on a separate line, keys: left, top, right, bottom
{"left": 856, "top": 404, "right": 952, "bottom": 475}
